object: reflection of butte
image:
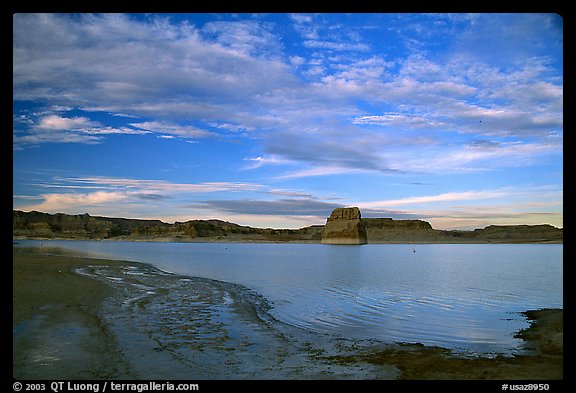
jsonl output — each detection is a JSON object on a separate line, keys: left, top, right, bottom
{"left": 321, "top": 207, "right": 368, "bottom": 245}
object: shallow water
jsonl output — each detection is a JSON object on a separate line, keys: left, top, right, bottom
{"left": 73, "top": 262, "right": 394, "bottom": 379}
{"left": 15, "top": 241, "right": 563, "bottom": 355}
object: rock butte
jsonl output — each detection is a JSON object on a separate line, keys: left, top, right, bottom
{"left": 321, "top": 207, "right": 368, "bottom": 245}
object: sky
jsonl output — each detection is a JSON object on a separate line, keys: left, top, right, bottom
{"left": 12, "top": 13, "right": 563, "bottom": 230}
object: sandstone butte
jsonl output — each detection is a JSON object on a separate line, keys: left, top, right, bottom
{"left": 321, "top": 207, "right": 368, "bottom": 245}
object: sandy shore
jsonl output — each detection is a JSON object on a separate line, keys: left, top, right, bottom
{"left": 13, "top": 246, "right": 563, "bottom": 380}
{"left": 13, "top": 247, "right": 132, "bottom": 379}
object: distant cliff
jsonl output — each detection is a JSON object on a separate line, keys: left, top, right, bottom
{"left": 12, "top": 210, "right": 562, "bottom": 243}
{"left": 12, "top": 210, "right": 323, "bottom": 242}
{"left": 448, "top": 224, "right": 564, "bottom": 243}
{"left": 362, "top": 218, "right": 436, "bottom": 242}
{"left": 362, "top": 218, "right": 562, "bottom": 243}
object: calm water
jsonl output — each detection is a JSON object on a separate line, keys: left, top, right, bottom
{"left": 17, "top": 241, "right": 563, "bottom": 354}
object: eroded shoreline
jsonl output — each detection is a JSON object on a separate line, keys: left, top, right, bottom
{"left": 13, "top": 247, "right": 562, "bottom": 380}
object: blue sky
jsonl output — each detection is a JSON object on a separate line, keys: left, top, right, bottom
{"left": 13, "top": 13, "right": 563, "bottom": 230}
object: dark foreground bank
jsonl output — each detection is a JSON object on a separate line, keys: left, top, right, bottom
{"left": 13, "top": 247, "right": 562, "bottom": 380}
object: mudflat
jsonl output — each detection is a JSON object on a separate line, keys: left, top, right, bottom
{"left": 13, "top": 246, "right": 562, "bottom": 380}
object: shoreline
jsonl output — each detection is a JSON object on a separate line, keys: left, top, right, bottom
{"left": 13, "top": 246, "right": 563, "bottom": 380}
{"left": 324, "top": 308, "right": 563, "bottom": 380}
{"left": 13, "top": 236, "right": 563, "bottom": 244}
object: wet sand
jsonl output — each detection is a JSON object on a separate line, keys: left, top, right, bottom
{"left": 13, "top": 246, "right": 563, "bottom": 380}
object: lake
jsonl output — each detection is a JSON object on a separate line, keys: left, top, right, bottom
{"left": 16, "top": 241, "right": 563, "bottom": 355}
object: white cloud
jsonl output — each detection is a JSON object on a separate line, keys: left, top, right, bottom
{"left": 358, "top": 190, "right": 510, "bottom": 209}
{"left": 54, "top": 177, "right": 265, "bottom": 194}
{"left": 303, "top": 40, "right": 370, "bottom": 52}
{"left": 353, "top": 113, "right": 447, "bottom": 128}
{"left": 20, "top": 191, "right": 128, "bottom": 213}
{"left": 276, "top": 166, "right": 369, "bottom": 180}
{"left": 289, "top": 14, "right": 314, "bottom": 24}
{"left": 289, "top": 55, "right": 306, "bottom": 67}
{"left": 13, "top": 131, "right": 103, "bottom": 147}
{"left": 242, "top": 155, "right": 295, "bottom": 170}
{"left": 13, "top": 113, "right": 150, "bottom": 148}
{"left": 385, "top": 137, "right": 562, "bottom": 174}
{"left": 37, "top": 115, "right": 98, "bottom": 130}
{"left": 130, "top": 121, "right": 216, "bottom": 139}
{"left": 201, "top": 20, "right": 282, "bottom": 58}
{"left": 84, "top": 127, "right": 150, "bottom": 135}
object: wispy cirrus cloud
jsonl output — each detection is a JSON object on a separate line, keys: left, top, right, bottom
{"left": 129, "top": 121, "right": 217, "bottom": 140}
{"left": 36, "top": 176, "right": 266, "bottom": 194}
{"left": 13, "top": 113, "right": 150, "bottom": 148}
{"left": 358, "top": 190, "right": 511, "bottom": 209}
